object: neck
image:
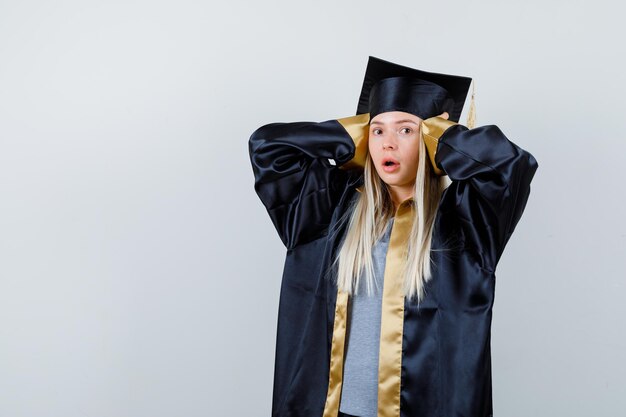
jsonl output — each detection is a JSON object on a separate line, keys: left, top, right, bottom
{"left": 387, "top": 184, "right": 415, "bottom": 212}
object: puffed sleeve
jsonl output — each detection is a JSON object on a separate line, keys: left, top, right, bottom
{"left": 248, "top": 113, "right": 369, "bottom": 250}
{"left": 421, "top": 116, "right": 539, "bottom": 271}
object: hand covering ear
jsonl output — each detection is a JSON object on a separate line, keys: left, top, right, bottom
{"left": 421, "top": 114, "right": 458, "bottom": 176}
{"left": 336, "top": 113, "right": 370, "bottom": 171}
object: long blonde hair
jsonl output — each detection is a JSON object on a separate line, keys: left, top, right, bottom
{"left": 331, "top": 126, "right": 450, "bottom": 304}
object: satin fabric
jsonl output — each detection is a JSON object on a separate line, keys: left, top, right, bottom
{"left": 368, "top": 77, "right": 454, "bottom": 122}
{"left": 356, "top": 56, "right": 472, "bottom": 123}
{"left": 248, "top": 114, "right": 538, "bottom": 417}
{"left": 376, "top": 200, "right": 414, "bottom": 417}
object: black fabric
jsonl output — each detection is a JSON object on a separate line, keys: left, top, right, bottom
{"left": 339, "top": 412, "right": 361, "bottom": 417}
{"left": 368, "top": 77, "right": 455, "bottom": 121}
{"left": 356, "top": 56, "right": 472, "bottom": 122}
{"left": 249, "top": 117, "right": 538, "bottom": 417}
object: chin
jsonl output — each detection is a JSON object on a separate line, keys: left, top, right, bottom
{"left": 376, "top": 170, "right": 398, "bottom": 182}
{"left": 379, "top": 176, "right": 403, "bottom": 187}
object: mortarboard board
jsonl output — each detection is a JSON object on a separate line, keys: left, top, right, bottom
{"left": 356, "top": 56, "right": 475, "bottom": 126}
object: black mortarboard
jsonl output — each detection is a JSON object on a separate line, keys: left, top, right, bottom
{"left": 356, "top": 56, "right": 473, "bottom": 123}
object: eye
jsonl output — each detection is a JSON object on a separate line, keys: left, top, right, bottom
{"left": 371, "top": 128, "right": 382, "bottom": 135}
{"left": 400, "top": 127, "right": 412, "bottom": 134}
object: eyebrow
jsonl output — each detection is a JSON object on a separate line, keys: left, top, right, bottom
{"left": 370, "top": 119, "right": 419, "bottom": 126}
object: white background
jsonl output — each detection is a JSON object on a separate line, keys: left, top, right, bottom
{"left": 1, "top": 1, "right": 624, "bottom": 416}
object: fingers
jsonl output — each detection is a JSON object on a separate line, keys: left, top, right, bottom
{"left": 438, "top": 111, "right": 449, "bottom": 120}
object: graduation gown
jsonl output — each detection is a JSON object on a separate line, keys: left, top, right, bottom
{"left": 248, "top": 113, "right": 539, "bottom": 417}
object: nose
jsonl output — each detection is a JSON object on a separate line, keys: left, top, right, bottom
{"left": 382, "top": 134, "right": 397, "bottom": 150}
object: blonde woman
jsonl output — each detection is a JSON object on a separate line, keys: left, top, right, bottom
{"left": 249, "top": 56, "right": 538, "bottom": 417}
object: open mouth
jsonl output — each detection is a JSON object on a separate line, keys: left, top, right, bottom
{"left": 382, "top": 159, "right": 400, "bottom": 172}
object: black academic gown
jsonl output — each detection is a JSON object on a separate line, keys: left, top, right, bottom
{"left": 248, "top": 113, "right": 538, "bottom": 417}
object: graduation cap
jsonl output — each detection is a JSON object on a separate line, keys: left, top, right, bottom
{"left": 356, "top": 56, "right": 475, "bottom": 126}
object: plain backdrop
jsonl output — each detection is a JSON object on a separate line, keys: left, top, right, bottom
{"left": 1, "top": 1, "right": 624, "bottom": 416}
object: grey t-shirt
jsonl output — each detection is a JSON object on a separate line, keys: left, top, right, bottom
{"left": 339, "top": 217, "right": 394, "bottom": 417}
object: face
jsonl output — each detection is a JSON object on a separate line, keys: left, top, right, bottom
{"left": 368, "top": 111, "right": 422, "bottom": 189}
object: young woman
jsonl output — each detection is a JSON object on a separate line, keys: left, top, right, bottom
{"left": 249, "top": 56, "right": 538, "bottom": 417}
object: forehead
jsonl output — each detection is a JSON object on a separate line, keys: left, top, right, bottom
{"left": 370, "top": 111, "right": 421, "bottom": 125}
